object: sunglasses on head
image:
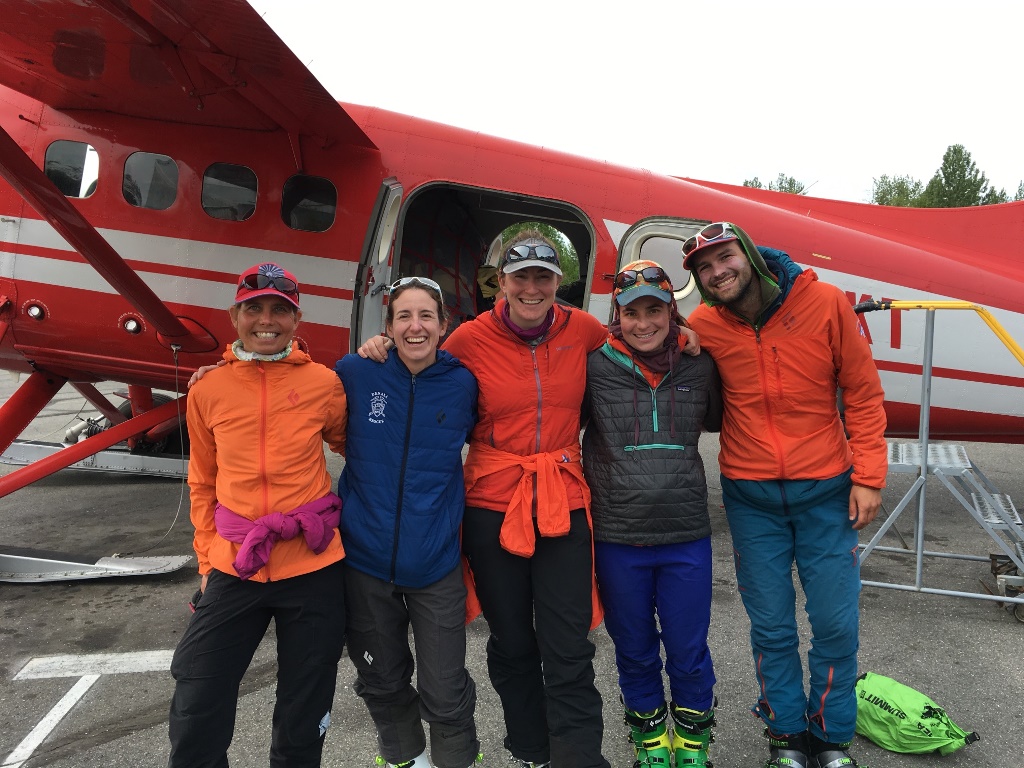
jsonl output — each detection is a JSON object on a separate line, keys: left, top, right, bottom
{"left": 390, "top": 276, "right": 443, "bottom": 296}
{"left": 614, "top": 265, "right": 670, "bottom": 291}
{"left": 239, "top": 273, "right": 298, "bottom": 295}
{"left": 504, "top": 243, "right": 558, "bottom": 263}
{"left": 682, "top": 222, "right": 737, "bottom": 257}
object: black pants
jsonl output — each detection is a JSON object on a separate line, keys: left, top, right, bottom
{"left": 462, "top": 507, "right": 609, "bottom": 768}
{"left": 345, "top": 564, "right": 478, "bottom": 768}
{"left": 168, "top": 562, "right": 346, "bottom": 768}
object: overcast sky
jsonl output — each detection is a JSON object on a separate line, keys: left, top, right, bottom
{"left": 248, "top": 0, "right": 1023, "bottom": 204}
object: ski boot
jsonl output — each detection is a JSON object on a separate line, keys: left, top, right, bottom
{"left": 508, "top": 760, "right": 548, "bottom": 768}
{"left": 764, "top": 730, "right": 809, "bottom": 768}
{"left": 670, "top": 700, "right": 716, "bottom": 766}
{"left": 808, "top": 735, "right": 861, "bottom": 768}
{"left": 374, "top": 750, "right": 431, "bottom": 768}
{"left": 624, "top": 704, "right": 672, "bottom": 768}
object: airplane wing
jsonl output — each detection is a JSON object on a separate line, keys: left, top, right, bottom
{"left": 0, "top": 0, "right": 375, "bottom": 148}
{"left": 681, "top": 177, "right": 1024, "bottom": 272}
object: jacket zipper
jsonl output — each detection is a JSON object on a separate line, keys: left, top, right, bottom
{"left": 754, "top": 327, "right": 786, "bottom": 476}
{"left": 493, "top": 313, "right": 568, "bottom": 515}
{"left": 258, "top": 362, "right": 270, "bottom": 579}
{"left": 531, "top": 346, "right": 542, "bottom": 516}
{"left": 606, "top": 349, "right": 684, "bottom": 452}
{"left": 391, "top": 374, "right": 416, "bottom": 583}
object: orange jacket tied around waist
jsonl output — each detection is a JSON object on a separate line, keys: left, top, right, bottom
{"left": 461, "top": 441, "right": 603, "bottom": 629}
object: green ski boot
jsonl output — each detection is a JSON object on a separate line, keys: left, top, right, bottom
{"left": 624, "top": 704, "right": 672, "bottom": 768}
{"left": 670, "top": 701, "right": 716, "bottom": 767}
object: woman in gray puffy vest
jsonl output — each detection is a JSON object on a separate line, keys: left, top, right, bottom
{"left": 581, "top": 259, "right": 722, "bottom": 768}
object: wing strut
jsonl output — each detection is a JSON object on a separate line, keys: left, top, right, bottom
{"left": 0, "top": 123, "right": 213, "bottom": 351}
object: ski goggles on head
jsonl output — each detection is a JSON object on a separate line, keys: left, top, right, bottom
{"left": 389, "top": 276, "right": 443, "bottom": 297}
{"left": 681, "top": 222, "right": 744, "bottom": 271}
{"left": 614, "top": 265, "right": 670, "bottom": 291}
{"left": 682, "top": 222, "right": 740, "bottom": 258}
{"left": 239, "top": 272, "right": 298, "bottom": 295}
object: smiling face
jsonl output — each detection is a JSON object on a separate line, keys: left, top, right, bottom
{"left": 690, "top": 240, "right": 757, "bottom": 307}
{"left": 229, "top": 297, "right": 300, "bottom": 355}
{"left": 498, "top": 265, "right": 560, "bottom": 329}
{"left": 386, "top": 286, "right": 447, "bottom": 374}
{"left": 618, "top": 295, "right": 671, "bottom": 353}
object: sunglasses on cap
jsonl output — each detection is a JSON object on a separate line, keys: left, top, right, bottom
{"left": 504, "top": 243, "right": 558, "bottom": 263}
{"left": 682, "top": 222, "right": 738, "bottom": 257}
{"left": 390, "top": 276, "right": 443, "bottom": 295}
{"left": 614, "top": 265, "right": 670, "bottom": 291}
{"left": 239, "top": 272, "right": 298, "bottom": 295}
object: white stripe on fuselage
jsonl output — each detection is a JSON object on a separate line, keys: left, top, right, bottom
{"left": 1, "top": 218, "right": 355, "bottom": 328}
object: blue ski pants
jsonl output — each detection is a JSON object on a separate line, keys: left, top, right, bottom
{"left": 594, "top": 538, "right": 716, "bottom": 714}
{"left": 722, "top": 472, "right": 861, "bottom": 742}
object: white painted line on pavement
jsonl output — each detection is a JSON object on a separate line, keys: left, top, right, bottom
{"left": 14, "top": 650, "right": 174, "bottom": 679}
{"left": 2, "top": 675, "right": 100, "bottom": 768}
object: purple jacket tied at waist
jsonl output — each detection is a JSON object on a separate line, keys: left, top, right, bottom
{"left": 214, "top": 492, "right": 343, "bottom": 580}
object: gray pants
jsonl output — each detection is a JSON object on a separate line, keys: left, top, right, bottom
{"left": 344, "top": 563, "right": 478, "bottom": 768}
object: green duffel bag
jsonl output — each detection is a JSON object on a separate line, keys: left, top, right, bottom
{"left": 855, "top": 671, "right": 980, "bottom": 755}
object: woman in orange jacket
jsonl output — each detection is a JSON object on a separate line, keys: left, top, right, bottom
{"left": 169, "top": 263, "right": 348, "bottom": 768}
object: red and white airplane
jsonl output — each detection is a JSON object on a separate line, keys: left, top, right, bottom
{"left": 0, "top": 0, "right": 1022, "bottom": 578}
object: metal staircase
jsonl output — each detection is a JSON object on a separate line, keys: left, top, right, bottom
{"left": 855, "top": 300, "right": 1024, "bottom": 617}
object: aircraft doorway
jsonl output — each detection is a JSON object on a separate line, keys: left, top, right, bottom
{"left": 364, "top": 183, "right": 594, "bottom": 344}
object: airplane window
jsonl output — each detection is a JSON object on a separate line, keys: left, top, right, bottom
{"left": 44, "top": 140, "right": 99, "bottom": 199}
{"left": 123, "top": 152, "right": 178, "bottom": 210}
{"left": 202, "top": 163, "right": 257, "bottom": 221}
{"left": 638, "top": 235, "right": 695, "bottom": 302}
{"left": 282, "top": 174, "right": 337, "bottom": 233}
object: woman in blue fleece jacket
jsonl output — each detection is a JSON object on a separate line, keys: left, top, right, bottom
{"left": 335, "top": 277, "right": 479, "bottom": 768}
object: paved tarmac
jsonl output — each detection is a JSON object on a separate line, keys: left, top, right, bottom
{"left": 0, "top": 377, "right": 1021, "bottom": 767}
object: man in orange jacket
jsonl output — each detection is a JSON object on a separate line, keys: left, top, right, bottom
{"left": 682, "top": 223, "right": 887, "bottom": 768}
{"left": 168, "top": 262, "right": 348, "bottom": 768}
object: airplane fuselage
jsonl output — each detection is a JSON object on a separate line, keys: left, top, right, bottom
{"left": 1, "top": 85, "right": 1023, "bottom": 441}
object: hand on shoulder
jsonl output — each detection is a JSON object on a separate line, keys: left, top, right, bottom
{"left": 188, "top": 359, "right": 227, "bottom": 388}
{"left": 356, "top": 334, "right": 391, "bottom": 362}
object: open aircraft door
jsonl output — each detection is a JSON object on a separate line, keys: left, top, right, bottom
{"left": 351, "top": 179, "right": 403, "bottom": 349}
{"left": 613, "top": 216, "right": 708, "bottom": 323}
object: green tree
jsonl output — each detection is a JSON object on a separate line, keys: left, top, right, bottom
{"left": 768, "top": 173, "right": 806, "bottom": 194}
{"left": 499, "top": 221, "right": 579, "bottom": 284}
{"left": 917, "top": 144, "right": 994, "bottom": 207}
{"left": 1015, "top": 181, "right": 1024, "bottom": 202}
{"left": 982, "top": 187, "right": 1010, "bottom": 205}
{"left": 743, "top": 173, "right": 806, "bottom": 194}
{"left": 871, "top": 174, "right": 925, "bottom": 206}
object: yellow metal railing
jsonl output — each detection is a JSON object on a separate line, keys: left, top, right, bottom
{"left": 857, "top": 299, "right": 1024, "bottom": 368}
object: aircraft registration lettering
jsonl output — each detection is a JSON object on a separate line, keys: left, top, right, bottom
{"left": 844, "top": 291, "right": 904, "bottom": 350}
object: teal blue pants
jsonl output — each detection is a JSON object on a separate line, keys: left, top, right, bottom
{"left": 722, "top": 471, "right": 860, "bottom": 743}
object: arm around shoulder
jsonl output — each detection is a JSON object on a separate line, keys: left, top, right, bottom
{"left": 322, "top": 375, "right": 347, "bottom": 455}
{"left": 702, "top": 357, "right": 723, "bottom": 432}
